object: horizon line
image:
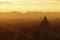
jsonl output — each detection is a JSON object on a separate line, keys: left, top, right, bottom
{"left": 0, "top": 11, "right": 60, "bottom": 13}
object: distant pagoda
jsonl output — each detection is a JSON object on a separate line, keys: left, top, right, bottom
{"left": 39, "top": 16, "right": 53, "bottom": 32}
{"left": 40, "top": 16, "right": 50, "bottom": 27}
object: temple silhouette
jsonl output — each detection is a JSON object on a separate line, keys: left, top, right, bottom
{"left": 36, "top": 16, "right": 55, "bottom": 40}
{"left": 40, "top": 16, "right": 50, "bottom": 27}
{"left": 38, "top": 16, "right": 55, "bottom": 33}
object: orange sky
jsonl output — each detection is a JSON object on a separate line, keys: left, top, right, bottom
{"left": 0, "top": 0, "right": 60, "bottom": 12}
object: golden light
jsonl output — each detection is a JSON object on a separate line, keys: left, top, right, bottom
{"left": 0, "top": 0, "right": 59, "bottom": 12}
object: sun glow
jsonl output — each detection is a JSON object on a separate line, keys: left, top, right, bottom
{"left": 0, "top": 0, "right": 60, "bottom": 12}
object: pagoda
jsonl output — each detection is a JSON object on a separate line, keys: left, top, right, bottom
{"left": 39, "top": 16, "right": 53, "bottom": 33}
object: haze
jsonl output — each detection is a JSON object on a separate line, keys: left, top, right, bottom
{"left": 0, "top": 0, "right": 60, "bottom": 12}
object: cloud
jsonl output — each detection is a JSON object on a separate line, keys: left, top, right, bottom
{"left": 0, "top": 1, "right": 11, "bottom": 4}
{"left": 57, "top": 0, "right": 60, "bottom": 1}
{"left": 55, "top": 0, "right": 60, "bottom": 2}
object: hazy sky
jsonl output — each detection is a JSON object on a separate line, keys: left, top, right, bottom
{"left": 0, "top": 0, "right": 60, "bottom": 12}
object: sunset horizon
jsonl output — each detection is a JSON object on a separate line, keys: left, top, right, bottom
{"left": 0, "top": 0, "right": 60, "bottom": 40}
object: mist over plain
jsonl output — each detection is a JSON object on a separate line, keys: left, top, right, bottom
{"left": 0, "top": 11, "right": 59, "bottom": 26}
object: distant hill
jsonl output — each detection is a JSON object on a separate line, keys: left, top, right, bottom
{"left": 10, "top": 11, "right": 23, "bottom": 14}
{"left": 0, "top": 11, "right": 59, "bottom": 21}
{"left": 0, "top": 11, "right": 23, "bottom": 14}
{"left": 25, "top": 11, "right": 43, "bottom": 14}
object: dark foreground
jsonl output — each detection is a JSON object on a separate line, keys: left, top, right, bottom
{"left": 0, "top": 16, "right": 60, "bottom": 40}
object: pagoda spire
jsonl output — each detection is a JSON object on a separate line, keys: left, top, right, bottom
{"left": 41, "top": 16, "right": 49, "bottom": 25}
{"left": 38, "top": 15, "right": 52, "bottom": 30}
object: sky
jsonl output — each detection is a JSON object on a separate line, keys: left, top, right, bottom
{"left": 0, "top": 0, "right": 60, "bottom": 12}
